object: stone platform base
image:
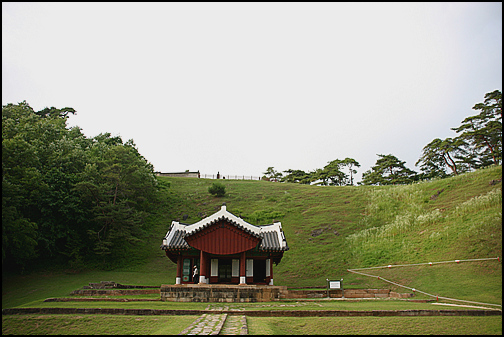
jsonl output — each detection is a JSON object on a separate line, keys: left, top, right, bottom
{"left": 160, "top": 284, "right": 287, "bottom": 302}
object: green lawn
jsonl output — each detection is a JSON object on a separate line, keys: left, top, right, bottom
{"left": 2, "top": 314, "right": 501, "bottom": 335}
{"left": 247, "top": 316, "right": 502, "bottom": 335}
{"left": 2, "top": 314, "right": 199, "bottom": 335}
{"left": 9, "top": 297, "right": 502, "bottom": 312}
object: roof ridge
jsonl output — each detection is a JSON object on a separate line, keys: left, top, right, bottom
{"left": 184, "top": 204, "right": 261, "bottom": 237}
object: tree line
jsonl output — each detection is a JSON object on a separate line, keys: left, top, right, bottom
{"left": 2, "top": 101, "right": 159, "bottom": 272}
{"left": 263, "top": 90, "right": 502, "bottom": 185}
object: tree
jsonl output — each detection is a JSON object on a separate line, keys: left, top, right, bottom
{"left": 314, "top": 160, "right": 347, "bottom": 186}
{"left": 74, "top": 136, "right": 158, "bottom": 266}
{"left": 416, "top": 90, "right": 502, "bottom": 181}
{"left": 452, "top": 90, "right": 502, "bottom": 167}
{"left": 416, "top": 137, "right": 469, "bottom": 178}
{"left": 263, "top": 167, "right": 282, "bottom": 182}
{"left": 360, "top": 154, "right": 417, "bottom": 185}
{"left": 3, "top": 101, "right": 159, "bottom": 271}
{"left": 311, "top": 158, "right": 360, "bottom": 186}
{"left": 281, "top": 169, "right": 312, "bottom": 184}
{"left": 35, "top": 106, "right": 76, "bottom": 118}
{"left": 340, "top": 158, "right": 361, "bottom": 185}
{"left": 2, "top": 102, "right": 89, "bottom": 269}
{"left": 311, "top": 168, "right": 329, "bottom": 186}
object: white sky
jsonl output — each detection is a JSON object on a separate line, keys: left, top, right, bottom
{"left": 2, "top": 2, "right": 502, "bottom": 182}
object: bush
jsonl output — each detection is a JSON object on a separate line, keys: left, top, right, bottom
{"left": 208, "top": 182, "right": 226, "bottom": 197}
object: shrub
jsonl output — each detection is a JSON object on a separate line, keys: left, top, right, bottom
{"left": 208, "top": 182, "right": 226, "bottom": 197}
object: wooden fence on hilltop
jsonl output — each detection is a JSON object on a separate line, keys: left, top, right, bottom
{"left": 200, "top": 174, "right": 262, "bottom": 181}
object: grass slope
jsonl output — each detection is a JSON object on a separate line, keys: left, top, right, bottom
{"left": 2, "top": 166, "right": 501, "bottom": 309}
{"left": 157, "top": 166, "right": 501, "bottom": 296}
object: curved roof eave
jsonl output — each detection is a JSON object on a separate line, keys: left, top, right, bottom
{"left": 184, "top": 205, "right": 261, "bottom": 237}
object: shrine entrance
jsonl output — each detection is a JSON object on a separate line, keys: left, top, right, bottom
{"left": 218, "top": 259, "right": 232, "bottom": 283}
{"left": 253, "top": 259, "right": 267, "bottom": 284}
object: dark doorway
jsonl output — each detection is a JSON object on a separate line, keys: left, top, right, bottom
{"left": 253, "top": 259, "right": 266, "bottom": 284}
{"left": 218, "top": 259, "right": 232, "bottom": 283}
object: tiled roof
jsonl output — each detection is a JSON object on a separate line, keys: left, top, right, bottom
{"left": 160, "top": 205, "right": 289, "bottom": 252}
{"left": 258, "top": 222, "right": 289, "bottom": 251}
{"left": 166, "top": 228, "right": 190, "bottom": 249}
{"left": 184, "top": 205, "right": 261, "bottom": 237}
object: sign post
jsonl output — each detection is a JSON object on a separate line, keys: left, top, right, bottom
{"left": 326, "top": 278, "right": 344, "bottom": 298}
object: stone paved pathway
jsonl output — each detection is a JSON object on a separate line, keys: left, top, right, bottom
{"left": 179, "top": 313, "right": 227, "bottom": 335}
{"left": 220, "top": 315, "right": 248, "bottom": 335}
{"left": 178, "top": 305, "right": 248, "bottom": 335}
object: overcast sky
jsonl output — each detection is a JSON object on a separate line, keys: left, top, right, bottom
{"left": 2, "top": 2, "right": 502, "bottom": 182}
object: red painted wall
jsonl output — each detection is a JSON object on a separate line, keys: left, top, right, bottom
{"left": 185, "top": 220, "right": 260, "bottom": 255}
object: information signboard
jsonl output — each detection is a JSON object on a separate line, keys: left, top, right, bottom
{"left": 326, "top": 279, "right": 344, "bottom": 298}
{"left": 329, "top": 280, "right": 341, "bottom": 289}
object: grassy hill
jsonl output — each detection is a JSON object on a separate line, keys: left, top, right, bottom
{"left": 2, "top": 165, "right": 501, "bottom": 309}
{"left": 155, "top": 165, "right": 501, "bottom": 299}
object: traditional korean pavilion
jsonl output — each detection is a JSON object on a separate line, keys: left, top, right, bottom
{"left": 161, "top": 204, "right": 289, "bottom": 285}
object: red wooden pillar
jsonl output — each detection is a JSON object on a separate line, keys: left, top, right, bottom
{"left": 199, "top": 250, "right": 206, "bottom": 284}
{"left": 204, "top": 253, "right": 210, "bottom": 282}
{"left": 239, "top": 251, "right": 246, "bottom": 285}
{"left": 176, "top": 255, "right": 182, "bottom": 285}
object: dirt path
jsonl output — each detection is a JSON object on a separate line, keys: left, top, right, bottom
{"left": 431, "top": 302, "right": 502, "bottom": 310}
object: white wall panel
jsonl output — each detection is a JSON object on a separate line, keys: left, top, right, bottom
{"left": 232, "top": 259, "right": 239, "bottom": 277}
{"left": 246, "top": 259, "right": 254, "bottom": 276}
